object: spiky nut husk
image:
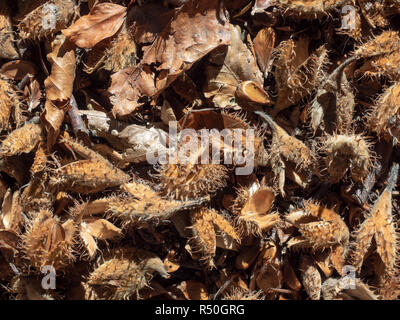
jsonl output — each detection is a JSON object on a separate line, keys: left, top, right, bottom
{"left": 0, "top": 123, "right": 43, "bottom": 157}
{"left": 0, "top": 76, "right": 20, "bottom": 132}
{"left": 189, "top": 208, "right": 216, "bottom": 267}
{"left": 0, "top": 2, "right": 19, "bottom": 59}
{"left": 219, "top": 111, "right": 268, "bottom": 167}
{"left": 18, "top": 0, "right": 75, "bottom": 40}
{"left": 211, "top": 209, "right": 241, "bottom": 251}
{"left": 321, "top": 277, "right": 378, "bottom": 300}
{"left": 273, "top": 37, "right": 328, "bottom": 115}
{"left": 104, "top": 23, "right": 136, "bottom": 72}
{"left": 358, "top": 0, "right": 390, "bottom": 28}
{"left": 21, "top": 174, "right": 54, "bottom": 213}
{"left": 321, "top": 134, "right": 372, "bottom": 184}
{"left": 158, "top": 162, "right": 229, "bottom": 200}
{"left": 49, "top": 159, "right": 130, "bottom": 194}
{"left": 223, "top": 288, "right": 265, "bottom": 300}
{"left": 350, "top": 170, "right": 398, "bottom": 276}
{"left": 84, "top": 22, "right": 136, "bottom": 74}
{"left": 286, "top": 202, "right": 349, "bottom": 249}
{"left": 60, "top": 134, "right": 110, "bottom": 162}
{"left": 232, "top": 186, "right": 280, "bottom": 236}
{"left": 22, "top": 210, "right": 76, "bottom": 271}
{"left": 30, "top": 142, "right": 48, "bottom": 175}
{"left": 299, "top": 255, "right": 321, "bottom": 300}
{"left": 87, "top": 247, "right": 168, "bottom": 300}
{"left": 368, "top": 83, "right": 400, "bottom": 144}
{"left": 355, "top": 31, "right": 400, "bottom": 80}
{"left": 276, "top": 0, "right": 349, "bottom": 19}
{"left": 107, "top": 182, "right": 208, "bottom": 227}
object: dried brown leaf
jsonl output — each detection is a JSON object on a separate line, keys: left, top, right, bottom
{"left": 63, "top": 3, "right": 127, "bottom": 49}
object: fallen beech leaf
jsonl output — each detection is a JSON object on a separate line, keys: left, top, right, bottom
{"left": 127, "top": 3, "right": 173, "bottom": 45}
{"left": 41, "top": 100, "right": 66, "bottom": 151}
{"left": 109, "top": 64, "right": 157, "bottom": 117}
{"left": 63, "top": 3, "right": 127, "bottom": 49}
{"left": 253, "top": 27, "right": 276, "bottom": 75}
{"left": 110, "top": 0, "right": 231, "bottom": 116}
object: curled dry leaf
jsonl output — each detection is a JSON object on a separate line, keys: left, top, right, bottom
{"left": 63, "top": 3, "right": 127, "bottom": 49}
{"left": 44, "top": 34, "right": 76, "bottom": 109}
{"left": 41, "top": 100, "right": 65, "bottom": 151}
{"left": 79, "top": 110, "right": 168, "bottom": 163}
{"left": 41, "top": 34, "right": 76, "bottom": 150}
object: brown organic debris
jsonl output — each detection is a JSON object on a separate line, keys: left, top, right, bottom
{"left": 0, "top": 0, "right": 400, "bottom": 301}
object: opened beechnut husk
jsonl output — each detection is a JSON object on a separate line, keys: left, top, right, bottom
{"left": 1, "top": 0, "right": 400, "bottom": 300}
